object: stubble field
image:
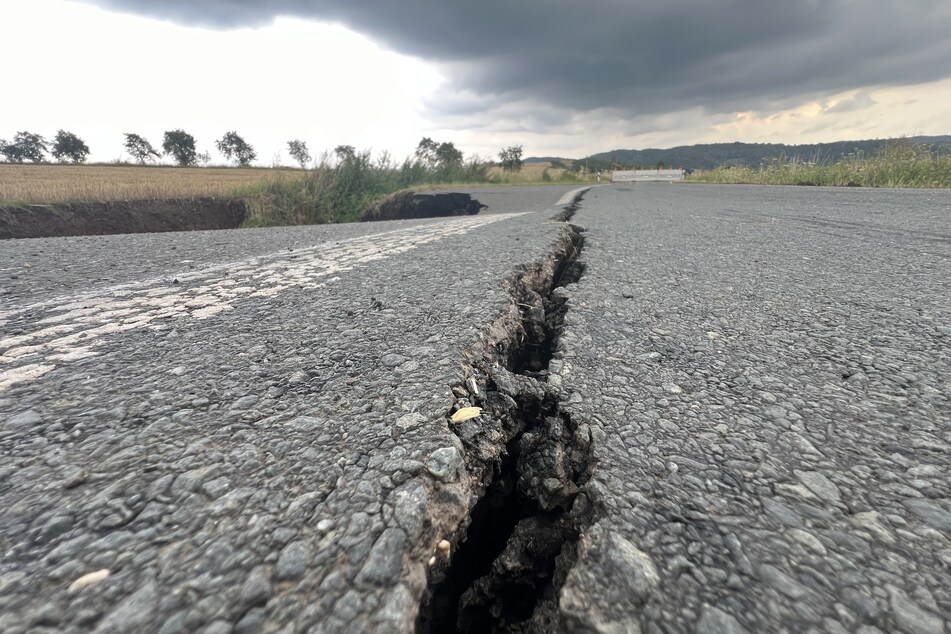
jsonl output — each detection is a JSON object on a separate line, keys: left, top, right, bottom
{"left": 0, "top": 164, "right": 305, "bottom": 204}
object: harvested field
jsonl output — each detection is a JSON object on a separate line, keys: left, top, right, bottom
{"left": 0, "top": 163, "right": 305, "bottom": 204}
{"left": 486, "top": 162, "right": 571, "bottom": 182}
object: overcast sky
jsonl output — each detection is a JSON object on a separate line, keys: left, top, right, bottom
{"left": 3, "top": 0, "right": 950, "bottom": 165}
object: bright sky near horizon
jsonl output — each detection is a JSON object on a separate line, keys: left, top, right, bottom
{"left": 2, "top": 0, "right": 950, "bottom": 165}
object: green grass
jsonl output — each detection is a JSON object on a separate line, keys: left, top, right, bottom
{"left": 238, "top": 150, "right": 486, "bottom": 227}
{"left": 688, "top": 139, "right": 951, "bottom": 188}
{"left": 236, "top": 152, "right": 589, "bottom": 227}
{"left": 239, "top": 153, "right": 402, "bottom": 226}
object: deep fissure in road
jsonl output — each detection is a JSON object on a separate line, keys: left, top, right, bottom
{"left": 418, "top": 196, "right": 597, "bottom": 633}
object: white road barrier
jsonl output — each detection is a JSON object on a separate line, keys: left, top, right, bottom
{"left": 612, "top": 169, "right": 685, "bottom": 182}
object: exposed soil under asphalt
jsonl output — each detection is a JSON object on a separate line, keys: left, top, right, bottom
{"left": 0, "top": 198, "right": 248, "bottom": 240}
{"left": 0, "top": 192, "right": 490, "bottom": 240}
{"left": 417, "top": 194, "right": 594, "bottom": 633}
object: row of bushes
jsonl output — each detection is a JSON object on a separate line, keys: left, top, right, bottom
{"left": 238, "top": 149, "right": 582, "bottom": 226}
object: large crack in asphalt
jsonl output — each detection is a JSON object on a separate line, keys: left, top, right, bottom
{"left": 417, "top": 192, "right": 598, "bottom": 633}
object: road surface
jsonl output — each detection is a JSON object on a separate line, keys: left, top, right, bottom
{"left": 1, "top": 183, "right": 949, "bottom": 633}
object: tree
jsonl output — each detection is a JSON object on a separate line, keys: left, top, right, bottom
{"left": 414, "top": 137, "right": 464, "bottom": 173}
{"left": 0, "top": 139, "right": 18, "bottom": 163}
{"left": 0, "top": 131, "right": 48, "bottom": 163}
{"left": 162, "top": 129, "right": 197, "bottom": 166}
{"left": 435, "top": 142, "right": 463, "bottom": 170}
{"left": 498, "top": 145, "right": 523, "bottom": 172}
{"left": 216, "top": 131, "right": 256, "bottom": 167}
{"left": 287, "top": 139, "right": 311, "bottom": 168}
{"left": 197, "top": 150, "right": 212, "bottom": 166}
{"left": 123, "top": 133, "right": 161, "bottom": 164}
{"left": 334, "top": 144, "right": 356, "bottom": 164}
{"left": 51, "top": 130, "right": 90, "bottom": 163}
{"left": 414, "top": 137, "right": 438, "bottom": 169}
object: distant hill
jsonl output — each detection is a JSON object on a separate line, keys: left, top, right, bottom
{"left": 523, "top": 156, "right": 566, "bottom": 164}
{"left": 527, "top": 135, "right": 951, "bottom": 171}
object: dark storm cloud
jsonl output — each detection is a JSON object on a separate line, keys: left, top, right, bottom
{"left": 82, "top": 0, "right": 951, "bottom": 123}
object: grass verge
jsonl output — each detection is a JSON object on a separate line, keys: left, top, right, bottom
{"left": 1, "top": 156, "right": 592, "bottom": 228}
{"left": 688, "top": 140, "right": 951, "bottom": 188}
{"left": 238, "top": 154, "right": 587, "bottom": 227}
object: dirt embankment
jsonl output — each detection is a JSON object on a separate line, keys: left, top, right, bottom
{"left": 0, "top": 191, "right": 488, "bottom": 239}
{"left": 0, "top": 198, "right": 247, "bottom": 240}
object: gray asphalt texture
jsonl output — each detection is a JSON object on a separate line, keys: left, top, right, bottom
{"left": 0, "top": 185, "right": 576, "bottom": 305}
{"left": 0, "top": 185, "right": 581, "bottom": 633}
{"left": 555, "top": 184, "right": 951, "bottom": 633}
{"left": 2, "top": 181, "right": 950, "bottom": 633}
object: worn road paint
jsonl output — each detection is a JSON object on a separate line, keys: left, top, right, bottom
{"left": 0, "top": 213, "right": 524, "bottom": 391}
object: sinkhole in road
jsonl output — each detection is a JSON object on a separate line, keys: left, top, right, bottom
{"left": 418, "top": 199, "right": 597, "bottom": 633}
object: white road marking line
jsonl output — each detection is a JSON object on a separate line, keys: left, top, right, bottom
{"left": 0, "top": 213, "right": 524, "bottom": 391}
{"left": 0, "top": 363, "right": 56, "bottom": 391}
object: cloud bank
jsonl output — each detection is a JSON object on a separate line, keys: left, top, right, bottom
{"left": 79, "top": 0, "right": 951, "bottom": 142}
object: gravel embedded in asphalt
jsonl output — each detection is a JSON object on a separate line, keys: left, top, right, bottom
{"left": 0, "top": 187, "right": 581, "bottom": 633}
{"left": 2, "top": 181, "right": 949, "bottom": 632}
{"left": 554, "top": 183, "right": 951, "bottom": 633}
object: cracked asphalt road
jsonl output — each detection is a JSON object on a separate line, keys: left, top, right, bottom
{"left": 2, "top": 182, "right": 950, "bottom": 633}
{"left": 0, "top": 185, "right": 583, "bottom": 633}
{"left": 555, "top": 184, "right": 951, "bottom": 633}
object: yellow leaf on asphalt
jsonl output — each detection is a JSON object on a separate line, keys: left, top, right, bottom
{"left": 451, "top": 407, "right": 482, "bottom": 423}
